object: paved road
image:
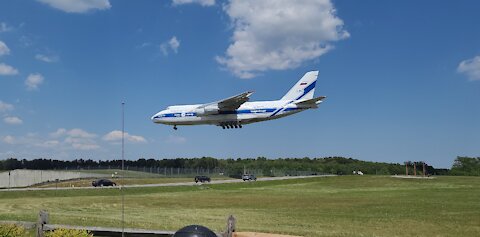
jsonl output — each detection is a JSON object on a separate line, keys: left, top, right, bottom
{"left": 0, "top": 175, "right": 334, "bottom": 192}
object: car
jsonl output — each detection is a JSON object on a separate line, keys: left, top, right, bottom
{"left": 92, "top": 179, "right": 116, "bottom": 187}
{"left": 242, "top": 174, "right": 257, "bottom": 181}
{"left": 194, "top": 175, "right": 211, "bottom": 183}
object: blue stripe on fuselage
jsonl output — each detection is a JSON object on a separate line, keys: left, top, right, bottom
{"left": 269, "top": 80, "right": 316, "bottom": 117}
{"left": 157, "top": 108, "right": 288, "bottom": 118}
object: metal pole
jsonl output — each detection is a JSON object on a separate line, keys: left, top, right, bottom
{"left": 121, "top": 102, "right": 125, "bottom": 237}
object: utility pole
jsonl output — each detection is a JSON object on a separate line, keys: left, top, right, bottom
{"left": 121, "top": 102, "right": 125, "bottom": 237}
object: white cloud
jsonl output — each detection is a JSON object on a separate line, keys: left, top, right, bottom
{"left": 48, "top": 128, "right": 99, "bottom": 150}
{"left": 0, "top": 63, "right": 18, "bottom": 75}
{"left": 160, "top": 36, "right": 181, "bottom": 56}
{"left": 0, "top": 101, "right": 14, "bottom": 113}
{"left": 103, "top": 130, "right": 147, "bottom": 143}
{"left": 35, "top": 140, "right": 60, "bottom": 148}
{"left": 50, "top": 128, "right": 67, "bottom": 138}
{"left": 216, "top": 0, "right": 349, "bottom": 78}
{"left": 166, "top": 135, "right": 187, "bottom": 144}
{"left": 0, "top": 22, "right": 13, "bottom": 33}
{"left": 64, "top": 136, "right": 99, "bottom": 150}
{"left": 67, "top": 128, "right": 97, "bottom": 138}
{"left": 457, "top": 56, "right": 480, "bottom": 81}
{"left": 169, "top": 37, "right": 180, "bottom": 53}
{"left": 35, "top": 54, "right": 59, "bottom": 63}
{"left": 49, "top": 128, "right": 96, "bottom": 139}
{"left": 70, "top": 143, "right": 99, "bottom": 150}
{"left": 37, "top": 0, "right": 111, "bottom": 13}
{"left": 60, "top": 128, "right": 99, "bottom": 150}
{"left": 2, "top": 135, "right": 15, "bottom": 144}
{"left": 3, "top": 116, "right": 23, "bottom": 125}
{"left": 1, "top": 128, "right": 101, "bottom": 154}
{"left": 25, "top": 73, "right": 44, "bottom": 90}
{"left": 0, "top": 41, "right": 10, "bottom": 56}
{"left": 172, "top": 0, "right": 215, "bottom": 7}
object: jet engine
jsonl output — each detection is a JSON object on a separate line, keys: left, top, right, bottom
{"left": 195, "top": 105, "right": 219, "bottom": 116}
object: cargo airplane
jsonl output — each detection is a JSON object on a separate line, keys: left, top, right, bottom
{"left": 151, "top": 71, "right": 325, "bottom": 130}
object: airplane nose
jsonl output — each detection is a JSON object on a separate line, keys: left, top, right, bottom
{"left": 151, "top": 113, "right": 161, "bottom": 122}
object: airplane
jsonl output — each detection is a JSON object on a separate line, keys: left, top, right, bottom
{"left": 151, "top": 71, "right": 325, "bottom": 130}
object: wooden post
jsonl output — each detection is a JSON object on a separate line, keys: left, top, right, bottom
{"left": 36, "top": 210, "right": 49, "bottom": 237}
{"left": 423, "top": 162, "right": 426, "bottom": 177}
{"left": 224, "top": 215, "right": 236, "bottom": 237}
{"left": 414, "top": 162, "right": 417, "bottom": 176}
{"left": 405, "top": 163, "right": 408, "bottom": 176}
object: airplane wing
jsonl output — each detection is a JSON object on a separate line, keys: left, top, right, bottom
{"left": 199, "top": 91, "right": 254, "bottom": 111}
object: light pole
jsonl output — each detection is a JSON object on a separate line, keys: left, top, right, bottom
{"left": 121, "top": 102, "right": 125, "bottom": 237}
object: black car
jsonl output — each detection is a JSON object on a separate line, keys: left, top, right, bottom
{"left": 242, "top": 174, "right": 257, "bottom": 181}
{"left": 92, "top": 179, "right": 116, "bottom": 187}
{"left": 194, "top": 175, "right": 211, "bottom": 183}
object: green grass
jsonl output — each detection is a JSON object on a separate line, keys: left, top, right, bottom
{"left": 0, "top": 176, "right": 479, "bottom": 236}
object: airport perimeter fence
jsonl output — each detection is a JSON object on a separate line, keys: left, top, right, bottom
{"left": 61, "top": 165, "right": 324, "bottom": 178}
{"left": 0, "top": 166, "right": 326, "bottom": 188}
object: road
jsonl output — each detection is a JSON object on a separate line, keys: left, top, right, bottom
{"left": 0, "top": 175, "right": 334, "bottom": 192}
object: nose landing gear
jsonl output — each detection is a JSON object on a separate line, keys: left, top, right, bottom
{"left": 173, "top": 125, "right": 177, "bottom": 130}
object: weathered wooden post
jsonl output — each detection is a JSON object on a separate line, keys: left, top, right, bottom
{"left": 36, "top": 210, "right": 49, "bottom": 237}
{"left": 223, "top": 215, "right": 236, "bottom": 237}
{"left": 423, "top": 162, "right": 426, "bottom": 177}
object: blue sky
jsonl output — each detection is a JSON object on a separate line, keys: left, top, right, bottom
{"left": 0, "top": 0, "right": 478, "bottom": 168}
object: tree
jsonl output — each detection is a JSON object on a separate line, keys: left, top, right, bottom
{"left": 450, "top": 156, "right": 480, "bottom": 176}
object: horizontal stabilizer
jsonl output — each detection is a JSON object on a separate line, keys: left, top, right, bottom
{"left": 295, "top": 96, "right": 326, "bottom": 105}
{"left": 294, "top": 96, "right": 326, "bottom": 109}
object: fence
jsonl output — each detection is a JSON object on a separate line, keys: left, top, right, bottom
{"left": 0, "top": 169, "right": 107, "bottom": 188}
{"left": 62, "top": 166, "right": 323, "bottom": 178}
{"left": 1, "top": 210, "right": 230, "bottom": 237}
{"left": 0, "top": 167, "right": 327, "bottom": 188}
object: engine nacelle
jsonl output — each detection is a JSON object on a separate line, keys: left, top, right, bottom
{"left": 195, "top": 105, "right": 219, "bottom": 116}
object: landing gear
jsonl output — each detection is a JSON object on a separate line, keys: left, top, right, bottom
{"left": 173, "top": 125, "right": 177, "bottom": 130}
{"left": 219, "top": 122, "right": 243, "bottom": 129}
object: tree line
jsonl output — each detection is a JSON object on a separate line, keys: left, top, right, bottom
{"left": 1, "top": 156, "right": 464, "bottom": 176}
{"left": 449, "top": 156, "right": 480, "bottom": 176}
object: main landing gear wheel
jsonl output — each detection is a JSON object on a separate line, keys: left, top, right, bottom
{"left": 220, "top": 122, "right": 243, "bottom": 129}
{"left": 173, "top": 125, "right": 178, "bottom": 130}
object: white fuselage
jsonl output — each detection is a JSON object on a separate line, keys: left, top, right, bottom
{"left": 151, "top": 100, "right": 314, "bottom": 127}
{"left": 151, "top": 70, "right": 323, "bottom": 128}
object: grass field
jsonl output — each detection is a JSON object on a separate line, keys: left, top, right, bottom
{"left": 0, "top": 176, "right": 479, "bottom": 236}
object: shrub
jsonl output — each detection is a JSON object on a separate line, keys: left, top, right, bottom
{"left": 0, "top": 223, "right": 26, "bottom": 237}
{"left": 45, "top": 228, "right": 93, "bottom": 237}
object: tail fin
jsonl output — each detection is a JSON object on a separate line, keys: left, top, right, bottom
{"left": 281, "top": 71, "right": 319, "bottom": 101}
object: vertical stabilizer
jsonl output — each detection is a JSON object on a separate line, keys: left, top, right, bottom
{"left": 281, "top": 71, "right": 319, "bottom": 101}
